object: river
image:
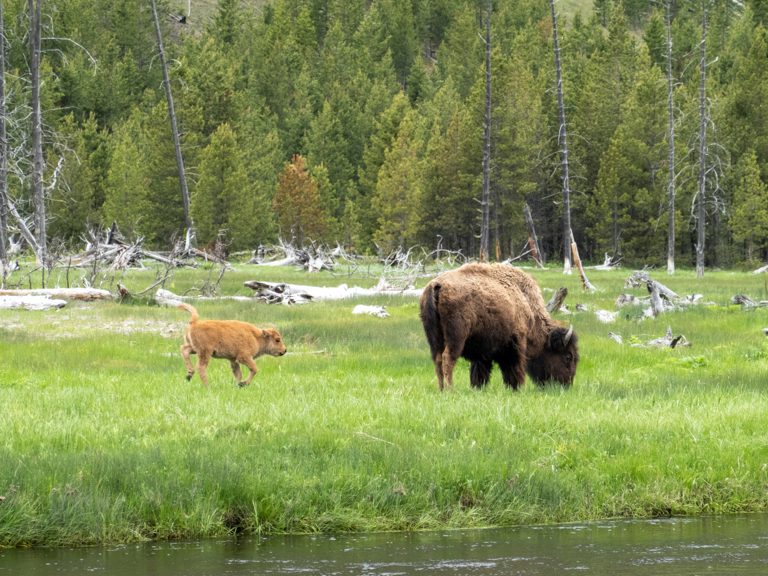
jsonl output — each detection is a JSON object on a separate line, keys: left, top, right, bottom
{"left": 3, "top": 514, "right": 768, "bottom": 575}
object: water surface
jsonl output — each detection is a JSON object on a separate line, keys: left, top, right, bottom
{"left": 3, "top": 513, "right": 768, "bottom": 575}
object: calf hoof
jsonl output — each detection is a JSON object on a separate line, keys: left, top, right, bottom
{"left": 238, "top": 381, "right": 249, "bottom": 388}
{"left": 186, "top": 374, "right": 193, "bottom": 381}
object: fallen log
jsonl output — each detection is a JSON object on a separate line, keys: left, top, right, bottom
{"left": 352, "top": 305, "right": 389, "bottom": 318}
{"left": 154, "top": 288, "right": 252, "bottom": 307}
{"left": 243, "top": 279, "right": 422, "bottom": 304}
{"left": 0, "top": 288, "right": 112, "bottom": 301}
{"left": 732, "top": 294, "right": 768, "bottom": 309}
{"left": 0, "top": 295, "right": 67, "bottom": 310}
{"left": 625, "top": 271, "right": 679, "bottom": 300}
{"left": 608, "top": 326, "right": 690, "bottom": 348}
{"left": 644, "top": 326, "right": 689, "bottom": 348}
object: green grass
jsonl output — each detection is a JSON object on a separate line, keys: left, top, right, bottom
{"left": 1, "top": 261, "right": 768, "bottom": 547}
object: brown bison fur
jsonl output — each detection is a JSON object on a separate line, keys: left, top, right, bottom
{"left": 419, "top": 263, "right": 578, "bottom": 391}
{"left": 178, "top": 302, "right": 286, "bottom": 387}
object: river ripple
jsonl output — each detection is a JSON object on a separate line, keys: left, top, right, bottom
{"left": 3, "top": 514, "right": 768, "bottom": 575}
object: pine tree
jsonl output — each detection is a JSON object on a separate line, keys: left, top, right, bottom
{"left": 372, "top": 110, "right": 425, "bottom": 253}
{"left": 192, "top": 123, "right": 252, "bottom": 250}
{"left": 731, "top": 150, "right": 768, "bottom": 262}
{"left": 103, "top": 111, "right": 151, "bottom": 238}
{"left": 273, "top": 155, "right": 329, "bottom": 246}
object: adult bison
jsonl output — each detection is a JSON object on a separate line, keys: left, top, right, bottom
{"left": 419, "top": 263, "right": 578, "bottom": 391}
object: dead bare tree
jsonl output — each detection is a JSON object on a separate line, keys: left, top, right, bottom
{"left": 150, "top": 0, "right": 194, "bottom": 250}
{"left": 479, "top": 0, "right": 491, "bottom": 261}
{"left": 695, "top": 4, "right": 708, "bottom": 279}
{"left": 665, "top": 0, "right": 677, "bottom": 275}
{"left": 548, "top": 0, "right": 574, "bottom": 274}
{"left": 29, "top": 0, "right": 46, "bottom": 268}
{"left": 0, "top": 0, "right": 8, "bottom": 281}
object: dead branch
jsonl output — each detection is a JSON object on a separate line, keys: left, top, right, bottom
{"left": 545, "top": 287, "right": 568, "bottom": 314}
{"left": 570, "top": 230, "right": 597, "bottom": 292}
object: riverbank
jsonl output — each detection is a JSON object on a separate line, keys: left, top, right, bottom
{"left": 1, "top": 264, "right": 767, "bottom": 546}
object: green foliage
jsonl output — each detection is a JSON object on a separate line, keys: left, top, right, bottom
{"left": 2, "top": 0, "right": 768, "bottom": 266}
{"left": 731, "top": 150, "right": 768, "bottom": 261}
{"left": 372, "top": 110, "right": 426, "bottom": 253}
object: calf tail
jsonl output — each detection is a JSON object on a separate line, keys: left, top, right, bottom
{"left": 177, "top": 302, "right": 199, "bottom": 322}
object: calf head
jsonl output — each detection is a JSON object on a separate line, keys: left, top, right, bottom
{"left": 526, "top": 325, "right": 579, "bottom": 386}
{"left": 263, "top": 329, "right": 287, "bottom": 357}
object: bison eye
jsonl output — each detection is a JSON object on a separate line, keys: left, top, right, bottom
{"left": 565, "top": 353, "right": 573, "bottom": 363}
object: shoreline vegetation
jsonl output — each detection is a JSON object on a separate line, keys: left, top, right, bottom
{"left": 1, "top": 262, "right": 767, "bottom": 547}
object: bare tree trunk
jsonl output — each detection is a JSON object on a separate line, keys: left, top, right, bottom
{"left": 523, "top": 203, "right": 543, "bottom": 267}
{"left": 0, "top": 0, "right": 9, "bottom": 278}
{"left": 479, "top": 0, "right": 491, "bottom": 261}
{"left": 548, "top": 0, "right": 573, "bottom": 274}
{"left": 695, "top": 5, "right": 708, "bottom": 279}
{"left": 150, "top": 0, "right": 194, "bottom": 250}
{"left": 29, "top": 0, "right": 46, "bottom": 267}
{"left": 665, "top": 0, "right": 676, "bottom": 275}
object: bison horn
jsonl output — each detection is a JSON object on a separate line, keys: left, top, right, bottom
{"left": 564, "top": 324, "right": 573, "bottom": 346}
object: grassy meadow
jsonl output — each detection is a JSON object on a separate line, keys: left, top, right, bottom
{"left": 1, "top": 260, "right": 767, "bottom": 547}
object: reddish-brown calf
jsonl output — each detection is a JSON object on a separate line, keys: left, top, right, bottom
{"left": 178, "top": 303, "right": 286, "bottom": 387}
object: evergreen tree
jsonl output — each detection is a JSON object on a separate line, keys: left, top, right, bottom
{"left": 420, "top": 100, "right": 479, "bottom": 254}
{"left": 192, "top": 123, "right": 253, "bottom": 251}
{"left": 591, "top": 53, "right": 667, "bottom": 264}
{"left": 273, "top": 154, "right": 329, "bottom": 245}
{"left": 372, "top": 109, "right": 425, "bottom": 253}
{"left": 49, "top": 114, "right": 109, "bottom": 241}
{"left": 102, "top": 110, "right": 151, "bottom": 238}
{"left": 731, "top": 150, "right": 768, "bottom": 261}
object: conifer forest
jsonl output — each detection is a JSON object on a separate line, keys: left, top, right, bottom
{"left": 2, "top": 0, "right": 768, "bottom": 269}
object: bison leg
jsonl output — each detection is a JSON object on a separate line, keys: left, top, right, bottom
{"left": 433, "top": 352, "right": 446, "bottom": 391}
{"left": 440, "top": 348, "right": 459, "bottom": 391}
{"left": 498, "top": 359, "right": 526, "bottom": 390}
{"left": 470, "top": 360, "right": 492, "bottom": 389}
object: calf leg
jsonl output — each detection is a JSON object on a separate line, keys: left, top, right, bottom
{"left": 181, "top": 343, "right": 196, "bottom": 381}
{"left": 230, "top": 360, "right": 243, "bottom": 383}
{"left": 238, "top": 356, "right": 259, "bottom": 387}
{"left": 196, "top": 352, "right": 212, "bottom": 386}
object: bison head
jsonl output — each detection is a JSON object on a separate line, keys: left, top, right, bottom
{"left": 526, "top": 325, "right": 579, "bottom": 386}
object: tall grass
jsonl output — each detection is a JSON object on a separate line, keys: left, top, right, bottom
{"left": 1, "top": 262, "right": 767, "bottom": 546}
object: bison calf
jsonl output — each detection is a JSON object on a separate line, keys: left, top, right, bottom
{"left": 178, "top": 303, "right": 286, "bottom": 387}
{"left": 419, "top": 263, "right": 578, "bottom": 391}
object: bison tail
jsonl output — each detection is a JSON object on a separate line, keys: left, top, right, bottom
{"left": 420, "top": 282, "right": 443, "bottom": 353}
